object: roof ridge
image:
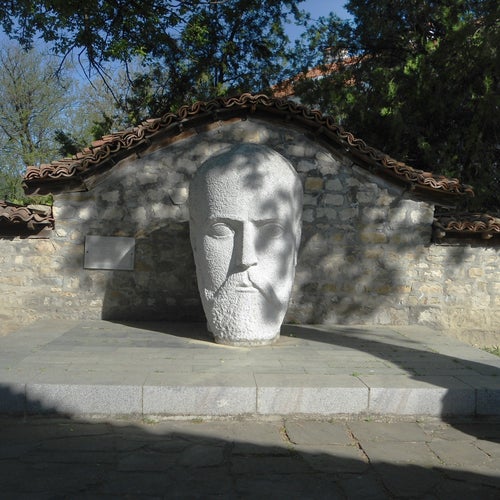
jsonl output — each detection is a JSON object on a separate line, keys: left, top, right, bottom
{"left": 22, "top": 93, "right": 474, "bottom": 198}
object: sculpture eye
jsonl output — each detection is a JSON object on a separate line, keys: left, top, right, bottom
{"left": 259, "top": 222, "right": 285, "bottom": 239}
{"left": 208, "top": 222, "right": 234, "bottom": 238}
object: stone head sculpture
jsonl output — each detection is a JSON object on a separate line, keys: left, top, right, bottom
{"left": 189, "top": 143, "right": 303, "bottom": 346}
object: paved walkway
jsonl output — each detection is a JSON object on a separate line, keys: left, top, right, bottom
{"left": 1, "top": 415, "right": 499, "bottom": 498}
{"left": 1, "top": 321, "right": 499, "bottom": 498}
{"left": 0, "top": 320, "right": 499, "bottom": 418}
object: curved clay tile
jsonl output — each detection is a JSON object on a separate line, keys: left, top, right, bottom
{"left": 433, "top": 213, "right": 500, "bottom": 239}
{"left": 23, "top": 93, "right": 474, "bottom": 198}
{"left": 0, "top": 201, "right": 54, "bottom": 233}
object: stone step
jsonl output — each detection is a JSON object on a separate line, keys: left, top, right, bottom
{"left": 1, "top": 320, "right": 499, "bottom": 418}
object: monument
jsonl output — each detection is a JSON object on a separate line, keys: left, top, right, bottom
{"left": 189, "top": 143, "right": 303, "bottom": 346}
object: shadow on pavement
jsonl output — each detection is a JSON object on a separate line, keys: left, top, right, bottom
{"left": 103, "top": 320, "right": 500, "bottom": 427}
{"left": 1, "top": 385, "right": 499, "bottom": 498}
{"left": 284, "top": 325, "right": 500, "bottom": 428}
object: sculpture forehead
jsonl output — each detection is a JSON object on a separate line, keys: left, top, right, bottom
{"left": 190, "top": 144, "right": 302, "bottom": 220}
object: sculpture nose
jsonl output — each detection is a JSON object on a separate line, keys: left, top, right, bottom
{"left": 237, "top": 222, "right": 258, "bottom": 270}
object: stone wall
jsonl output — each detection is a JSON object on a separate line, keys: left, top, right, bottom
{"left": 1, "top": 118, "right": 498, "bottom": 341}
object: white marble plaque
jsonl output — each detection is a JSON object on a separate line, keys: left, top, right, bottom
{"left": 84, "top": 235, "right": 135, "bottom": 270}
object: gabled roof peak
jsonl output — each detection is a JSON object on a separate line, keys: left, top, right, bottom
{"left": 23, "top": 93, "right": 474, "bottom": 200}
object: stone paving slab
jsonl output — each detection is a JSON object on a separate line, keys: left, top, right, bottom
{"left": 0, "top": 320, "right": 499, "bottom": 418}
{"left": 0, "top": 416, "right": 499, "bottom": 499}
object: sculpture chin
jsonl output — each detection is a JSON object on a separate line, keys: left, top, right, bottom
{"left": 203, "top": 286, "right": 285, "bottom": 346}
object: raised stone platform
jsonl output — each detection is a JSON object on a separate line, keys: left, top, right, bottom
{"left": 1, "top": 320, "right": 499, "bottom": 418}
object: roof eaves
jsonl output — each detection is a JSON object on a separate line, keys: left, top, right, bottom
{"left": 433, "top": 212, "right": 500, "bottom": 240}
{"left": 0, "top": 201, "right": 54, "bottom": 237}
{"left": 22, "top": 94, "right": 474, "bottom": 200}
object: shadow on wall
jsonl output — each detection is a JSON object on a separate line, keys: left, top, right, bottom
{"left": 59, "top": 145, "right": 309, "bottom": 326}
{"left": 58, "top": 204, "right": 204, "bottom": 323}
{"left": 438, "top": 240, "right": 496, "bottom": 333}
{"left": 57, "top": 141, "right": 461, "bottom": 329}
{"left": 291, "top": 180, "right": 435, "bottom": 326}
{"left": 99, "top": 223, "right": 203, "bottom": 322}
{"left": 0, "top": 384, "right": 499, "bottom": 498}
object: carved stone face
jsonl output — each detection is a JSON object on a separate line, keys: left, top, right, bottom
{"left": 189, "top": 144, "right": 303, "bottom": 345}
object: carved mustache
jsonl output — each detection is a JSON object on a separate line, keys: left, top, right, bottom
{"left": 205, "top": 269, "right": 282, "bottom": 306}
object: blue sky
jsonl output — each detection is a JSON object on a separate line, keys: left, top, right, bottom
{"left": 286, "top": 0, "right": 351, "bottom": 40}
{"left": 302, "top": 0, "right": 350, "bottom": 19}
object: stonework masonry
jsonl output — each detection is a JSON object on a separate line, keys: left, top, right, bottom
{"left": 0, "top": 118, "right": 498, "bottom": 343}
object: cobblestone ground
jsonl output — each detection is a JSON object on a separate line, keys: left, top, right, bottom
{"left": 0, "top": 416, "right": 499, "bottom": 499}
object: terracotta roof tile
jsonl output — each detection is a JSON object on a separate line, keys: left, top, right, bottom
{"left": 23, "top": 93, "right": 474, "bottom": 199}
{"left": 433, "top": 212, "right": 500, "bottom": 240}
{"left": 273, "top": 58, "right": 358, "bottom": 98}
{"left": 0, "top": 201, "right": 54, "bottom": 236}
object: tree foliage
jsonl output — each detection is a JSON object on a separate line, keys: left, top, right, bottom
{"left": 0, "top": 43, "right": 125, "bottom": 201}
{"left": 0, "top": 44, "right": 75, "bottom": 200}
{"left": 1, "top": 1, "right": 497, "bottom": 211}
{"left": 292, "top": 0, "right": 499, "bottom": 211}
{"left": 0, "top": 0, "right": 304, "bottom": 123}
{"left": 0, "top": 1, "right": 306, "bottom": 201}
{"left": 117, "top": 0, "right": 304, "bottom": 123}
{"left": 0, "top": 0, "right": 203, "bottom": 68}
